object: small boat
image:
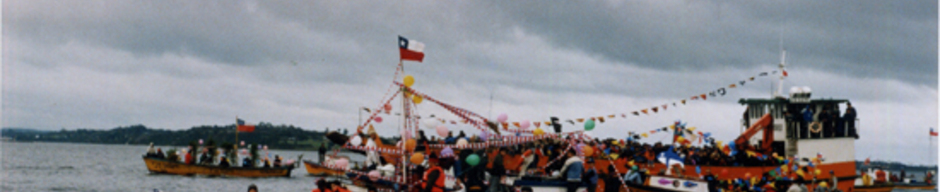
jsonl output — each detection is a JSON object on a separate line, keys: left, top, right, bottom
{"left": 511, "top": 175, "right": 707, "bottom": 192}
{"left": 304, "top": 160, "right": 347, "bottom": 176}
{"left": 853, "top": 184, "right": 894, "bottom": 192}
{"left": 894, "top": 182, "right": 936, "bottom": 190}
{"left": 142, "top": 156, "right": 294, "bottom": 177}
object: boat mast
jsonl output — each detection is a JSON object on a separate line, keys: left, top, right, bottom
{"left": 774, "top": 50, "right": 786, "bottom": 98}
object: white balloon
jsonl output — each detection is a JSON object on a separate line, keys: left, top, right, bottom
{"left": 423, "top": 118, "right": 440, "bottom": 129}
{"left": 456, "top": 138, "right": 468, "bottom": 146}
{"left": 350, "top": 135, "right": 362, "bottom": 146}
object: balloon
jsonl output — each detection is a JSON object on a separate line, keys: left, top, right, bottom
{"left": 350, "top": 136, "right": 362, "bottom": 146}
{"left": 441, "top": 147, "right": 454, "bottom": 157}
{"left": 412, "top": 94, "right": 423, "bottom": 104}
{"left": 480, "top": 131, "right": 488, "bottom": 142}
{"left": 405, "top": 139, "right": 417, "bottom": 152}
{"left": 456, "top": 138, "right": 468, "bottom": 146}
{"left": 423, "top": 118, "right": 439, "bottom": 129}
{"left": 814, "top": 169, "right": 821, "bottom": 175}
{"left": 581, "top": 145, "right": 594, "bottom": 156}
{"left": 721, "top": 169, "right": 729, "bottom": 176}
{"left": 368, "top": 170, "right": 382, "bottom": 181}
{"left": 375, "top": 116, "right": 383, "bottom": 123}
{"left": 520, "top": 120, "right": 531, "bottom": 130}
{"left": 334, "top": 158, "right": 349, "bottom": 168}
{"left": 383, "top": 104, "right": 392, "bottom": 112}
{"left": 584, "top": 119, "right": 596, "bottom": 131}
{"left": 466, "top": 154, "right": 481, "bottom": 166}
{"left": 403, "top": 75, "right": 415, "bottom": 87}
{"left": 497, "top": 114, "right": 508, "bottom": 123}
{"left": 696, "top": 166, "right": 702, "bottom": 175}
{"left": 533, "top": 128, "right": 545, "bottom": 136}
{"left": 411, "top": 152, "right": 425, "bottom": 165}
{"left": 436, "top": 125, "right": 449, "bottom": 137}
{"left": 600, "top": 144, "right": 607, "bottom": 150}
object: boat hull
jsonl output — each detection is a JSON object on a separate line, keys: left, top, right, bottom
{"left": 143, "top": 157, "right": 292, "bottom": 177}
{"left": 853, "top": 184, "right": 894, "bottom": 192}
{"left": 304, "top": 160, "right": 346, "bottom": 176}
{"left": 894, "top": 183, "right": 936, "bottom": 190}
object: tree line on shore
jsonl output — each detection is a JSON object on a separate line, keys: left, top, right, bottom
{"left": 0, "top": 123, "right": 386, "bottom": 150}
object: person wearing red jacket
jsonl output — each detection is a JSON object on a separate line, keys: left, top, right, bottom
{"left": 422, "top": 155, "right": 446, "bottom": 192}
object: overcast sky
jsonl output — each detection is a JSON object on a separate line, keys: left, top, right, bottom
{"left": 3, "top": 0, "right": 937, "bottom": 165}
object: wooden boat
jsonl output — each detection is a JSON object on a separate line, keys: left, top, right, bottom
{"left": 894, "top": 182, "right": 936, "bottom": 190}
{"left": 853, "top": 184, "right": 894, "bottom": 192}
{"left": 143, "top": 156, "right": 294, "bottom": 177}
{"left": 511, "top": 175, "right": 706, "bottom": 192}
{"left": 304, "top": 160, "right": 346, "bottom": 176}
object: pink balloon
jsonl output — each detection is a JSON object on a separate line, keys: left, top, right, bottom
{"left": 375, "top": 116, "right": 383, "bottom": 123}
{"left": 497, "top": 114, "right": 508, "bottom": 123}
{"left": 368, "top": 170, "right": 382, "bottom": 181}
{"left": 334, "top": 158, "right": 349, "bottom": 168}
{"left": 520, "top": 120, "right": 531, "bottom": 130}
{"left": 436, "top": 125, "right": 449, "bottom": 137}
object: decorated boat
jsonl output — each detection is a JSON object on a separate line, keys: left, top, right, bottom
{"left": 308, "top": 40, "right": 866, "bottom": 192}
{"left": 142, "top": 156, "right": 295, "bottom": 177}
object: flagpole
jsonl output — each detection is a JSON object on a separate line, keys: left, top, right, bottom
{"left": 399, "top": 60, "right": 408, "bottom": 189}
{"left": 236, "top": 116, "right": 239, "bottom": 146}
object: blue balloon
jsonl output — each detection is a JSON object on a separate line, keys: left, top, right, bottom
{"left": 696, "top": 166, "right": 702, "bottom": 175}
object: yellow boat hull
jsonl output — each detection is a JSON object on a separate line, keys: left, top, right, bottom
{"left": 143, "top": 157, "right": 293, "bottom": 177}
{"left": 303, "top": 160, "right": 346, "bottom": 176}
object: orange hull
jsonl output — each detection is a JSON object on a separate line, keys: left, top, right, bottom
{"left": 303, "top": 160, "right": 346, "bottom": 176}
{"left": 143, "top": 157, "right": 293, "bottom": 177}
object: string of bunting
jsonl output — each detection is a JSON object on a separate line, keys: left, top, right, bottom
{"left": 356, "top": 89, "right": 402, "bottom": 134}
{"left": 343, "top": 145, "right": 404, "bottom": 155}
{"left": 396, "top": 82, "right": 492, "bottom": 133}
{"left": 427, "top": 133, "right": 563, "bottom": 149}
{"left": 406, "top": 70, "right": 785, "bottom": 131}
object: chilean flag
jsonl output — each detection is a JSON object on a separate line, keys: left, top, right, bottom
{"left": 237, "top": 118, "right": 255, "bottom": 133}
{"left": 931, "top": 128, "right": 938, "bottom": 136}
{"left": 398, "top": 36, "right": 425, "bottom": 62}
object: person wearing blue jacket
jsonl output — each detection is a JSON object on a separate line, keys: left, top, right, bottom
{"left": 559, "top": 150, "right": 583, "bottom": 192}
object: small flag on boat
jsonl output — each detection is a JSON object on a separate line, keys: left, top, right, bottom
{"left": 398, "top": 36, "right": 425, "bottom": 62}
{"left": 931, "top": 128, "right": 938, "bottom": 136}
{"left": 237, "top": 118, "right": 255, "bottom": 132}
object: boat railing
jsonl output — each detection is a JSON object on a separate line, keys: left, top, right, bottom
{"left": 787, "top": 118, "right": 858, "bottom": 140}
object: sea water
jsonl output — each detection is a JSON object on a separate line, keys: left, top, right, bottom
{"left": 1, "top": 141, "right": 360, "bottom": 192}
{"left": 1, "top": 142, "right": 934, "bottom": 191}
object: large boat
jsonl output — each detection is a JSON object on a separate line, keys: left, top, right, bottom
{"left": 314, "top": 50, "right": 867, "bottom": 192}
{"left": 142, "top": 156, "right": 295, "bottom": 177}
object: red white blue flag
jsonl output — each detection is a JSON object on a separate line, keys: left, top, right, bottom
{"left": 237, "top": 118, "right": 255, "bottom": 132}
{"left": 398, "top": 36, "right": 425, "bottom": 62}
{"left": 931, "top": 128, "right": 937, "bottom": 136}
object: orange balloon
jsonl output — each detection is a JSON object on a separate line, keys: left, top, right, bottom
{"left": 405, "top": 139, "right": 417, "bottom": 152}
{"left": 582, "top": 145, "right": 594, "bottom": 156}
{"left": 410, "top": 152, "right": 425, "bottom": 165}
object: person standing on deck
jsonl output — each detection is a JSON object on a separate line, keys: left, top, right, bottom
{"left": 318, "top": 143, "right": 327, "bottom": 164}
{"left": 559, "top": 150, "right": 584, "bottom": 192}
{"left": 842, "top": 102, "right": 857, "bottom": 138}
{"left": 421, "top": 155, "right": 446, "bottom": 192}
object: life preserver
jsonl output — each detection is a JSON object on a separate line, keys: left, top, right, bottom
{"left": 422, "top": 166, "right": 446, "bottom": 192}
{"left": 809, "top": 121, "right": 823, "bottom": 133}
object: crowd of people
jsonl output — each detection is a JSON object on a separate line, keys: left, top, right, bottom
{"left": 144, "top": 142, "right": 286, "bottom": 169}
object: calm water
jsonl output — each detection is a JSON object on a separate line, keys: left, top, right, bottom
{"left": 1, "top": 142, "right": 934, "bottom": 192}
{"left": 1, "top": 142, "right": 346, "bottom": 192}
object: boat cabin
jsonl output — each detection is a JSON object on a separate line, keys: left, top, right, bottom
{"left": 738, "top": 86, "right": 859, "bottom": 163}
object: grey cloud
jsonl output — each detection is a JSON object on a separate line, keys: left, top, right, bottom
{"left": 491, "top": 0, "right": 937, "bottom": 86}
